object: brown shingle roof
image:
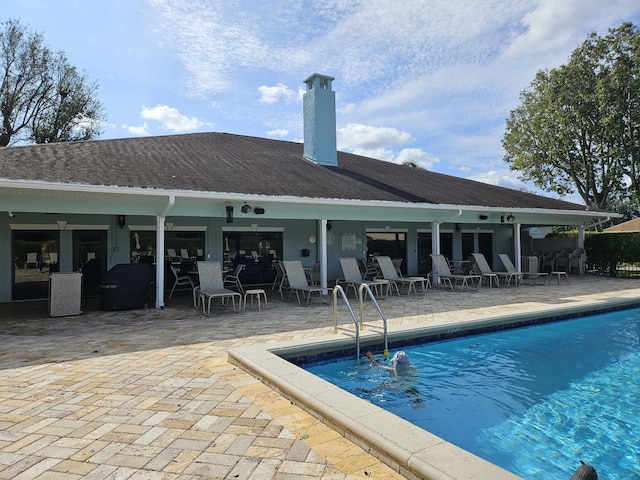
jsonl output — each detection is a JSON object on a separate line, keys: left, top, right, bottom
{"left": 0, "top": 131, "right": 586, "bottom": 211}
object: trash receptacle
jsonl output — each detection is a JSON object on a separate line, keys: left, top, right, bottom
{"left": 49, "top": 272, "right": 83, "bottom": 317}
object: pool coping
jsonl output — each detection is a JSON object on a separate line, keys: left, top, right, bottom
{"left": 228, "top": 296, "right": 640, "bottom": 480}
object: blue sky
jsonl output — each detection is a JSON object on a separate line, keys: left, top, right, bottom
{"left": 5, "top": 0, "right": 640, "bottom": 201}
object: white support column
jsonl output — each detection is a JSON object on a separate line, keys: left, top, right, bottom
{"left": 431, "top": 221, "right": 441, "bottom": 285}
{"left": 155, "top": 195, "right": 175, "bottom": 309}
{"left": 432, "top": 221, "right": 440, "bottom": 255}
{"left": 319, "top": 219, "right": 328, "bottom": 292}
{"left": 514, "top": 223, "right": 522, "bottom": 272}
{"left": 156, "top": 216, "right": 166, "bottom": 309}
{"left": 578, "top": 225, "right": 585, "bottom": 248}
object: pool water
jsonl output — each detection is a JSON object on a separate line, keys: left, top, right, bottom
{"left": 304, "top": 308, "right": 640, "bottom": 479}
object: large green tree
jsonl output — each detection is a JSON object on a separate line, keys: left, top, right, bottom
{"left": 0, "top": 19, "right": 105, "bottom": 146}
{"left": 503, "top": 22, "right": 640, "bottom": 214}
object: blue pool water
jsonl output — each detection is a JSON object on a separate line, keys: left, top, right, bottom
{"left": 304, "top": 308, "right": 640, "bottom": 479}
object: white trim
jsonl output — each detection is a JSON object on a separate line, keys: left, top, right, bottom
{"left": 221, "top": 226, "right": 285, "bottom": 232}
{"left": 129, "top": 225, "right": 207, "bottom": 232}
{"left": 365, "top": 228, "right": 409, "bottom": 233}
{"left": 0, "top": 178, "right": 615, "bottom": 219}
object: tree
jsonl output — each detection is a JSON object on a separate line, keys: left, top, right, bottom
{"left": 0, "top": 19, "right": 105, "bottom": 146}
{"left": 503, "top": 22, "right": 640, "bottom": 214}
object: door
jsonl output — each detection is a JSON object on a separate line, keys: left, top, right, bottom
{"left": 12, "top": 230, "right": 59, "bottom": 300}
{"left": 73, "top": 230, "right": 108, "bottom": 296}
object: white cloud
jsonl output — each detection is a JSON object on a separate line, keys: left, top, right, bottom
{"left": 141, "top": 105, "right": 206, "bottom": 132}
{"left": 337, "top": 123, "right": 412, "bottom": 150}
{"left": 337, "top": 123, "right": 437, "bottom": 168}
{"left": 395, "top": 148, "right": 439, "bottom": 170}
{"left": 267, "top": 129, "right": 289, "bottom": 137}
{"left": 257, "top": 84, "right": 297, "bottom": 104}
{"left": 468, "top": 169, "right": 527, "bottom": 189}
{"left": 122, "top": 123, "right": 149, "bottom": 136}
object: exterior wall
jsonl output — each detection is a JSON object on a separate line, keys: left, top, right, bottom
{"left": 0, "top": 210, "right": 538, "bottom": 303}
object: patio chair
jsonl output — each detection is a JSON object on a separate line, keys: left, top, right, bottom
{"left": 429, "top": 254, "right": 481, "bottom": 290}
{"left": 282, "top": 260, "right": 326, "bottom": 306}
{"left": 338, "top": 257, "right": 389, "bottom": 299}
{"left": 521, "top": 256, "right": 549, "bottom": 285}
{"left": 272, "top": 260, "right": 288, "bottom": 299}
{"left": 169, "top": 264, "right": 194, "bottom": 299}
{"left": 470, "top": 253, "right": 505, "bottom": 288}
{"left": 554, "top": 248, "right": 572, "bottom": 272}
{"left": 497, "top": 254, "right": 524, "bottom": 286}
{"left": 375, "top": 256, "right": 427, "bottom": 295}
{"left": 541, "top": 252, "right": 555, "bottom": 272}
{"left": 357, "top": 258, "right": 379, "bottom": 280}
{"left": 166, "top": 248, "right": 180, "bottom": 263}
{"left": 223, "top": 263, "right": 245, "bottom": 295}
{"left": 308, "top": 262, "right": 321, "bottom": 285}
{"left": 195, "top": 261, "right": 242, "bottom": 314}
{"left": 568, "top": 248, "right": 586, "bottom": 274}
{"left": 24, "top": 252, "right": 38, "bottom": 269}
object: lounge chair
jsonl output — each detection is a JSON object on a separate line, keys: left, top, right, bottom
{"left": 470, "top": 253, "right": 506, "bottom": 287}
{"left": 429, "top": 254, "right": 481, "bottom": 290}
{"left": 338, "top": 257, "right": 389, "bottom": 299}
{"left": 195, "top": 261, "right": 242, "bottom": 314}
{"left": 376, "top": 255, "right": 427, "bottom": 295}
{"left": 521, "top": 256, "right": 549, "bottom": 285}
{"left": 282, "top": 260, "right": 326, "bottom": 306}
{"left": 497, "top": 254, "right": 524, "bottom": 286}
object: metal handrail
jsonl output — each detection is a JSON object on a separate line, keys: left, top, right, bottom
{"left": 358, "top": 283, "right": 388, "bottom": 354}
{"left": 332, "top": 285, "right": 360, "bottom": 358}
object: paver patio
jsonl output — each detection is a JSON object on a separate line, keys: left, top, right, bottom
{"left": 1, "top": 275, "right": 639, "bottom": 479}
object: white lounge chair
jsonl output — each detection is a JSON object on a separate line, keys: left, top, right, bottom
{"left": 376, "top": 255, "right": 427, "bottom": 295}
{"left": 282, "top": 260, "right": 326, "bottom": 306}
{"left": 521, "top": 256, "right": 549, "bottom": 285}
{"left": 470, "top": 253, "right": 504, "bottom": 288}
{"left": 195, "top": 261, "right": 242, "bottom": 314}
{"left": 497, "top": 254, "right": 524, "bottom": 286}
{"left": 338, "top": 257, "right": 389, "bottom": 299}
{"left": 429, "top": 254, "right": 481, "bottom": 290}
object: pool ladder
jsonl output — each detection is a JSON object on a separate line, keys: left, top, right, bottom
{"left": 332, "top": 284, "right": 388, "bottom": 359}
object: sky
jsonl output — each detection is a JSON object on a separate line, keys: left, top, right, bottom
{"left": 4, "top": 0, "right": 640, "bottom": 202}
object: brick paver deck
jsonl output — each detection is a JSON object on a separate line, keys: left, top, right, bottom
{"left": 1, "top": 275, "right": 639, "bottom": 479}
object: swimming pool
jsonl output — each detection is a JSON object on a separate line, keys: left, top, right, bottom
{"left": 303, "top": 308, "right": 640, "bottom": 479}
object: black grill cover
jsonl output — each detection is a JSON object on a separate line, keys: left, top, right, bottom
{"left": 100, "top": 263, "right": 155, "bottom": 311}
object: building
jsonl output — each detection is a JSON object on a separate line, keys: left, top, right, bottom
{"left": 0, "top": 74, "right": 612, "bottom": 305}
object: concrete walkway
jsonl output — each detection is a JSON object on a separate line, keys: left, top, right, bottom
{"left": 1, "top": 275, "right": 639, "bottom": 479}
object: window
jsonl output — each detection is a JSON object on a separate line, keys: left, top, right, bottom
{"left": 12, "top": 230, "right": 59, "bottom": 300}
{"left": 366, "top": 232, "right": 406, "bottom": 274}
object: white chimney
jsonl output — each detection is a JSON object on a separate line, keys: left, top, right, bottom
{"left": 303, "top": 73, "right": 337, "bottom": 166}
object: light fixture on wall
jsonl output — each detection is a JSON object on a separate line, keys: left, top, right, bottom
{"left": 8, "top": 212, "right": 15, "bottom": 218}
{"left": 241, "top": 204, "right": 252, "bottom": 213}
{"left": 118, "top": 215, "right": 126, "bottom": 229}
{"left": 326, "top": 220, "right": 333, "bottom": 230}
{"left": 226, "top": 205, "right": 234, "bottom": 223}
{"left": 254, "top": 207, "right": 265, "bottom": 215}
{"left": 479, "top": 215, "right": 488, "bottom": 220}
{"left": 506, "top": 214, "right": 515, "bottom": 223}
{"left": 500, "top": 215, "right": 505, "bottom": 223}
